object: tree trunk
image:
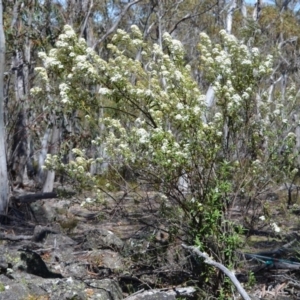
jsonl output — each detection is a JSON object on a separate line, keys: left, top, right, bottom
{"left": 42, "top": 125, "right": 60, "bottom": 193}
{"left": 37, "top": 128, "right": 50, "bottom": 185}
{"left": 253, "top": 0, "right": 262, "bottom": 21}
{"left": 9, "top": 109, "right": 27, "bottom": 187}
{"left": 226, "top": 0, "right": 236, "bottom": 34}
{"left": 9, "top": 0, "right": 34, "bottom": 187}
{"left": 0, "top": 0, "right": 9, "bottom": 213}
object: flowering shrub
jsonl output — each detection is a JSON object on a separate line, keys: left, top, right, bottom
{"left": 32, "top": 24, "right": 298, "bottom": 291}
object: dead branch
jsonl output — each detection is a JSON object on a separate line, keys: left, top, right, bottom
{"left": 182, "top": 244, "right": 251, "bottom": 300}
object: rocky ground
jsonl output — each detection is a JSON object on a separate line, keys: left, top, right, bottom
{"left": 0, "top": 187, "right": 198, "bottom": 300}
{"left": 1, "top": 185, "right": 300, "bottom": 299}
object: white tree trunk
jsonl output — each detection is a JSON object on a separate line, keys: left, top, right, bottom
{"left": 37, "top": 128, "right": 50, "bottom": 185}
{"left": 0, "top": 0, "right": 9, "bottom": 213}
{"left": 9, "top": 1, "right": 34, "bottom": 187}
{"left": 253, "top": 0, "right": 262, "bottom": 21}
{"left": 226, "top": 0, "right": 236, "bottom": 34}
{"left": 240, "top": 0, "right": 247, "bottom": 18}
{"left": 43, "top": 126, "right": 60, "bottom": 193}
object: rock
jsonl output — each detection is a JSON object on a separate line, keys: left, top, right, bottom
{"left": 0, "top": 275, "right": 123, "bottom": 300}
{"left": 0, "top": 218, "right": 125, "bottom": 299}
{"left": 0, "top": 191, "right": 199, "bottom": 299}
{"left": 126, "top": 290, "right": 176, "bottom": 300}
{"left": 124, "top": 287, "right": 196, "bottom": 300}
{"left": 85, "top": 278, "right": 123, "bottom": 300}
{"left": 30, "top": 198, "right": 72, "bottom": 223}
{"left": 81, "top": 228, "right": 124, "bottom": 250}
{"left": 33, "top": 224, "right": 60, "bottom": 242}
{"left": 17, "top": 248, "right": 63, "bottom": 278}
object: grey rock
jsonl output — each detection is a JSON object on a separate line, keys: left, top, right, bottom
{"left": 125, "top": 290, "right": 175, "bottom": 300}
{"left": 81, "top": 228, "right": 124, "bottom": 250}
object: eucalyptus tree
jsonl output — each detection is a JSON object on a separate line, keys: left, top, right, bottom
{"left": 8, "top": 0, "right": 36, "bottom": 188}
{"left": 0, "top": 0, "right": 8, "bottom": 213}
{"left": 3, "top": 0, "right": 65, "bottom": 189}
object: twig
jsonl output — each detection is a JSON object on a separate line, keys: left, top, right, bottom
{"left": 92, "top": 0, "right": 142, "bottom": 49}
{"left": 182, "top": 244, "right": 251, "bottom": 300}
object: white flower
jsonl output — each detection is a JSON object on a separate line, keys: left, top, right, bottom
{"left": 219, "top": 29, "right": 227, "bottom": 36}
{"left": 193, "top": 106, "right": 201, "bottom": 114}
{"left": 176, "top": 103, "right": 184, "bottom": 110}
{"left": 172, "top": 39, "right": 183, "bottom": 52}
{"left": 215, "top": 55, "right": 224, "bottom": 64}
{"left": 287, "top": 132, "right": 296, "bottom": 138}
{"left": 259, "top": 216, "right": 265, "bottom": 221}
{"left": 30, "top": 87, "right": 42, "bottom": 95}
{"left": 252, "top": 47, "right": 259, "bottom": 56}
{"left": 86, "top": 48, "right": 94, "bottom": 55}
{"left": 214, "top": 112, "right": 222, "bottom": 120}
{"left": 252, "top": 159, "right": 261, "bottom": 166}
{"left": 99, "top": 87, "right": 112, "bottom": 95}
{"left": 111, "top": 73, "right": 122, "bottom": 82}
{"left": 199, "top": 32, "right": 209, "bottom": 39}
{"left": 271, "top": 222, "right": 280, "bottom": 233}
{"left": 232, "top": 94, "right": 241, "bottom": 104}
{"left": 131, "top": 24, "right": 140, "bottom": 33}
{"left": 242, "top": 59, "right": 251, "bottom": 65}
{"left": 77, "top": 166, "right": 84, "bottom": 172}
{"left": 145, "top": 89, "right": 153, "bottom": 97}
{"left": 163, "top": 32, "right": 172, "bottom": 41}
{"left": 55, "top": 40, "right": 68, "bottom": 48}
{"left": 136, "top": 128, "right": 149, "bottom": 144}
{"left": 242, "top": 92, "right": 250, "bottom": 100}
{"left": 174, "top": 70, "right": 183, "bottom": 81}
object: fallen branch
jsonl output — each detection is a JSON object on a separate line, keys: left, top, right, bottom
{"left": 10, "top": 192, "right": 58, "bottom": 204}
{"left": 182, "top": 244, "right": 251, "bottom": 300}
{"left": 0, "top": 233, "right": 32, "bottom": 241}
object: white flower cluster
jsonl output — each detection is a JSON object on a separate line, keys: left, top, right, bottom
{"left": 199, "top": 29, "right": 274, "bottom": 136}
{"left": 31, "top": 24, "right": 109, "bottom": 112}
{"left": 99, "top": 87, "right": 113, "bottom": 96}
{"left": 163, "top": 32, "right": 184, "bottom": 61}
{"left": 31, "top": 24, "right": 285, "bottom": 218}
{"left": 259, "top": 216, "right": 280, "bottom": 233}
{"left": 135, "top": 128, "right": 150, "bottom": 144}
{"left": 271, "top": 222, "right": 281, "bottom": 233}
{"left": 59, "top": 83, "right": 70, "bottom": 104}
